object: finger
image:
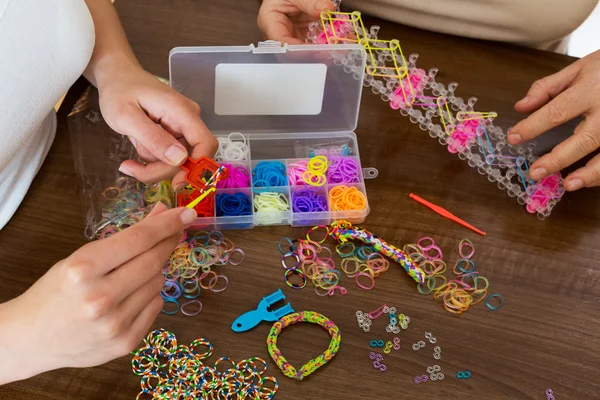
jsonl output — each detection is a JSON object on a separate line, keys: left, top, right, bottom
{"left": 113, "top": 295, "right": 164, "bottom": 357}
{"left": 508, "top": 86, "right": 587, "bottom": 145}
{"left": 171, "top": 170, "right": 189, "bottom": 191}
{"left": 528, "top": 118, "right": 600, "bottom": 180}
{"left": 117, "top": 273, "right": 166, "bottom": 326}
{"left": 115, "top": 104, "right": 189, "bottom": 167}
{"left": 564, "top": 153, "right": 600, "bottom": 190}
{"left": 103, "top": 232, "right": 179, "bottom": 303}
{"left": 514, "top": 61, "right": 581, "bottom": 113}
{"left": 147, "top": 202, "right": 168, "bottom": 217}
{"left": 72, "top": 207, "right": 197, "bottom": 276}
{"left": 119, "top": 159, "right": 180, "bottom": 184}
{"left": 141, "top": 97, "right": 218, "bottom": 161}
{"left": 291, "top": 0, "right": 335, "bottom": 18}
{"left": 130, "top": 137, "right": 159, "bottom": 163}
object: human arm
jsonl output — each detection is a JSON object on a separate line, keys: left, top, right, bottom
{"left": 0, "top": 204, "right": 196, "bottom": 384}
{"left": 83, "top": 0, "right": 217, "bottom": 189}
{"left": 509, "top": 50, "right": 600, "bottom": 191}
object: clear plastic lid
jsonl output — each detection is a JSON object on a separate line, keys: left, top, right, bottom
{"left": 169, "top": 41, "right": 366, "bottom": 134}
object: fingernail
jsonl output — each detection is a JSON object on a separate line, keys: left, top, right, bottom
{"left": 566, "top": 178, "right": 584, "bottom": 191}
{"left": 314, "top": 0, "right": 329, "bottom": 11}
{"left": 530, "top": 167, "right": 547, "bottom": 180}
{"left": 180, "top": 208, "right": 197, "bottom": 225}
{"left": 129, "top": 137, "right": 137, "bottom": 149}
{"left": 164, "top": 145, "right": 188, "bottom": 165}
{"left": 508, "top": 133, "right": 522, "bottom": 144}
{"left": 119, "top": 165, "right": 133, "bottom": 177}
{"left": 518, "top": 96, "right": 530, "bottom": 105}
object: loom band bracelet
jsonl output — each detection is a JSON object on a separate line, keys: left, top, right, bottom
{"left": 285, "top": 269, "right": 307, "bottom": 289}
{"left": 306, "top": 225, "right": 330, "bottom": 243}
{"left": 485, "top": 293, "right": 504, "bottom": 310}
{"left": 453, "top": 258, "right": 476, "bottom": 275}
{"left": 281, "top": 253, "right": 300, "bottom": 270}
{"left": 267, "top": 311, "right": 341, "bottom": 381}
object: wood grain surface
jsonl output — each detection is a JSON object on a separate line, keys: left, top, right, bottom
{"left": 1, "top": 1, "right": 599, "bottom": 399}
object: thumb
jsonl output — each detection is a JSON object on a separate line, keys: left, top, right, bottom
{"left": 292, "top": 0, "right": 335, "bottom": 18}
{"left": 115, "top": 105, "right": 189, "bottom": 167}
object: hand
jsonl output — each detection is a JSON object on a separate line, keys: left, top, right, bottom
{"left": 258, "top": 0, "right": 335, "bottom": 44}
{"left": 509, "top": 49, "right": 600, "bottom": 191}
{"left": 98, "top": 64, "right": 218, "bottom": 190}
{"left": 0, "top": 203, "right": 196, "bottom": 384}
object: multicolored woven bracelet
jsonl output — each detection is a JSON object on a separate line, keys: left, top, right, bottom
{"left": 267, "top": 311, "right": 341, "bottom": 381}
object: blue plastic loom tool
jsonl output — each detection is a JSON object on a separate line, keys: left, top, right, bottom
{"left": 231, "top": 289, "right": 294, "bottom": 332}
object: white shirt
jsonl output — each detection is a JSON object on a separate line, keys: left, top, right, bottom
{"left": 0, "top": 0, "right": 95, "bottom": 229}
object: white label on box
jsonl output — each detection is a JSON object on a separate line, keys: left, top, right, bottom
{"left": 214, "top": 63, "right": 326, "bottom": 115}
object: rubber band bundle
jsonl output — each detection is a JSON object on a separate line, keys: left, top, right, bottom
{"left": 132, "top": 329, "right": 278, "bottom": 399}
{"left": 94, "top": 177, "right": 173, "bottom": 240}
{"left": 267, "top": 311, "right": 341, "bottom": 381}
{"left": 408, "top": 236, "right": 503, "bottom": 314}
{"left": 161, "top": 230, "right": 246, "bottom": 316}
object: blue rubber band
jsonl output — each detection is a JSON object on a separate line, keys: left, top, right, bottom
{"left": 161, "top": 298, "right": 180, "bottom": 315}
{"left": 485, "top": 293, "right": 504, "bottom": 310}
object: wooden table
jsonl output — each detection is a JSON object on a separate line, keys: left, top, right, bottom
{"left": 1, "top": 1, "right": 599, "bottom": 399}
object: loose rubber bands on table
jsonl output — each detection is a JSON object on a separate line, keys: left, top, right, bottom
{"left": 267, "top": 311, "right": 341, "bottom": 380}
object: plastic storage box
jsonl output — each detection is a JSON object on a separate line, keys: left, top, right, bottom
{"left": 169, "top": 41, "right": 376, "bottom": 230}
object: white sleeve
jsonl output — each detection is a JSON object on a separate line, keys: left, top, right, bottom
{"left": 0, "top": 0, "right": 95, "bottom": 229}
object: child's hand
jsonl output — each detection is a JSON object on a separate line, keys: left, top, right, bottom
{"left": 510, "top": 49, "right": 600, "bottom": 191}
{"left": 98, "top": 65, "right": 218, "bottom": 190}
{"left": 258, "top": 0, "right": 335, "bottom": 44}
{"left": 0, "top": 203, "right": 196, "bottom": 384}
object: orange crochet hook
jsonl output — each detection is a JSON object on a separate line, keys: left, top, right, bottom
{"left": 409, "top": 193, "right": 486, "bottom": 236}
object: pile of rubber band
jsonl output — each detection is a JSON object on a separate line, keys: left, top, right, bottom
{"left": 301, "top": 156, "right": 328, "bottom": 187}
{"left": 409, "top": 237, "right": 503, "bottom": 314}
{"left": 254, "top": 192, "right": 290, "bottom": 221}
{"left": 215, "top": 132, "right": 250, "bottom": 162}
{"left": 94, "top": 178, "right": 173, "bottom": 240}
{"left": 216, "top": 192, "right": 252, "bottom": 217}
{"left": 327, "top": 156, "right": 360, "bottom": 184}
{"left": 161, "top": 231, "right": 245, "bottom": 316}
{"left": 216, "top": 163, "right": 251, "bottom": 189}
{"left": 178, "top": 185, "right": 215, "bottom": 217}
{"left": 132, "top": 329, "right": 278, "bottom": 399}
{"left": 276, "top": 225, "right": 390, "bottom": 295}
{"left": 328, "top": 185, "right": 367, "bottom": 211}
{"left": 253, "top": 161, "right": 287, "bottom": 188}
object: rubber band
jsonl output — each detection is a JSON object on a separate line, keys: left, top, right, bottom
{"left": 162, "top": 299, "right": 180, "bottom": 315}
{"left": 228, "top": 248, "right": 246, "bottom": 265}
{"left": 266, "top": 311, "right": 341, "bottom": 380}
{"left": 485, "top": 293, "right": 504, "bottom": 310}
{"left": 306, "top": 225, "right": 329, "bottom": 243}
{"left": 180, "top": 300, "right": 203, "bottom": 316}
{"left": 285, "top": 269, "right": 307, "bottom": 289}
{"left": 458, "top": 238, "right": 476, "bottom": 259}
{"left": 355, "top": 272, "right": 375, "bottom": 290}
{"left": 208, "top": 274, "right": 229, "bottom": 293}
{"left": 336, "top": 242, "right": 356, "bottom": 258}
{"left": 282, "top": 253, "right": 300, "bottom": 270}
{"left": 199, "top": 271, "right": 218, "bottom": 290}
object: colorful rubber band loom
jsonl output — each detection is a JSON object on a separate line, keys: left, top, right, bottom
{"left": 305, "top": 2, "right": 565, "bottom": 219}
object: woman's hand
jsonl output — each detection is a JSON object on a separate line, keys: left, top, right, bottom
{"left": 509, "top": 49, "right": 600, "bottom": 191}
{"left": 258, "top": 0, "right": 335, "bottom": 44}
{"left": 0, "top": 203, "right": 196, "bottom": 384}
{"left": 98, "top": 65, "right": 218, "bottom": 190}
